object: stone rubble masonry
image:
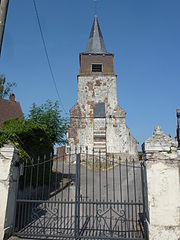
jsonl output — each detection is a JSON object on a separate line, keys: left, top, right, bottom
{"left": 67, "top": 73, "right": 138, "bottom": 159}
{"left": 142, "top": 126, "right": 180, "bottom": 240}
{"left": 0, "top": 144, "right": 19, "bottom": 240}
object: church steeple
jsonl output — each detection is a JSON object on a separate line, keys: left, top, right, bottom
{"left": 79, "top": 16, "right": 114, "bottom": 76}
{"left": 85, "top": 15, "right": 107, "bottom": 54}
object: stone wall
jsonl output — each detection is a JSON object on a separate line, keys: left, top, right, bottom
{"left": 0, "top": 144, "right": 19, "bottom": 240}
{"left": 142, "top": 126, "right": 180, "bottom": 240}
{"left": 67, "top": 74, "right": 138, "bottom": 159}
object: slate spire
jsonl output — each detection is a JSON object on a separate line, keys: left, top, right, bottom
{"left": 85, "top": 15, "right": 107, "bottom": 54}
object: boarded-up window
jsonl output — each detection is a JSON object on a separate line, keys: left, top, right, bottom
{"left": 94, "top": 102, "right": 105, "bottom": 118}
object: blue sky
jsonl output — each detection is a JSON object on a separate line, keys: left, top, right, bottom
{"left": 0, "top": 0, "right": 180, "bottom": 148}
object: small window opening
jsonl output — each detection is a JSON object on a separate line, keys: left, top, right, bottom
{"left": 92, "top": 64, "right": 102, "bottom": 72}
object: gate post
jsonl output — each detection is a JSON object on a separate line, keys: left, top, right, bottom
{"left": 142, "top": 126, "right": 180, "bottom": 240}
{"left": 0, "top": 144, "right": 19, "bottom": 240}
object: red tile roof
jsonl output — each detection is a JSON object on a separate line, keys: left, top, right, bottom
{"left": 0, "top": 94, "right": 24, "bottom": 127}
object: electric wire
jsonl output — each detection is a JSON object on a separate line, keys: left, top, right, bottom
{"left": 32, "top": 1, "right": 126, "bottom": 120}
{"left": 32, "top": 0, "right": 67, "bottom": 115}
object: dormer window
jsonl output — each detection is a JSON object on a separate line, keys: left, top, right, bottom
{"left": 92, "top": 64, "right": 102, "bottom": 73}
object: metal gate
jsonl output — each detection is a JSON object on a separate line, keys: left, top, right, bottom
{"left": 14, "top": 149, "right": 148, "bottom": 239}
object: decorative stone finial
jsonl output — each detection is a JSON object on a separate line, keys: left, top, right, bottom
{"left": 142, "top": 125, "right": 178, "bottom": 160}
{"left": 153, "top": 125, "right": 162, "bottom": 135}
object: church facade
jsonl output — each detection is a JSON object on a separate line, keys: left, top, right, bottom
{"left": 66, "top": 16, "right": 138, "bottom": 159}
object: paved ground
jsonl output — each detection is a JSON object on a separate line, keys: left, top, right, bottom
{"left": 12, "top": 160, "right": 144, "bottom": 239}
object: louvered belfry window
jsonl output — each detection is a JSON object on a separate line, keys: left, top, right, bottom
{"left": 92, "top": 64, "right": 102, "bottom": 72}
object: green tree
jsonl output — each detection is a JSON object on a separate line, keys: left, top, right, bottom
{"left": 0, "top": 118, "right": 52, "bottom": 161}
{"left": 0, "top": 75, "right": 16, "bottom": 99}
{"left": 28, "top": 100, "right": 68, "bottom": 146}
{"left": 0, "top": 100, "right": 68, "bottom": 162}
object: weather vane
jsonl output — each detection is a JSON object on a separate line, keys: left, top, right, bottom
{"left": 94, "top": 0, "right": 97, "bottom": 16}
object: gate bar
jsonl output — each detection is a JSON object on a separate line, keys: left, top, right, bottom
{"left": 75, "top": 153, "right": 81, "bottom": 238}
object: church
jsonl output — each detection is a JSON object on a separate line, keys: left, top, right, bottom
{"left": 66, "top": 16, "right": 138, "bottom": 159}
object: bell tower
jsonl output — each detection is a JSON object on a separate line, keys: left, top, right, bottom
{"left": 67, "top": 16, "right": 138, "bottom": 159}
{"left": 79, "top": 15, "right": 114, "bottom": 76}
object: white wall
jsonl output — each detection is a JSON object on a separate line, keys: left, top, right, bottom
{"left": 143, "top": 126, "right": 180, "bottom": 240}
{"left": 0, "top": 144, "right": 19, "bottom": 240}
{"left": 146, "top": 160, "right": 180, "bottom": 240}
{"left": 68, "top": 74, "right": 138, "bottom": 157}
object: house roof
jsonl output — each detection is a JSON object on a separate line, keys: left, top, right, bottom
{"left": 85, "top": 15, "right": 107, "bottom": 54}
{"left": 0, "top": 94, "right": 24, "bottom": 127}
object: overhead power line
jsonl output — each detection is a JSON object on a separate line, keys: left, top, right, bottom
{"left": 32, "top": 0, "right": 67, "bottom": 115}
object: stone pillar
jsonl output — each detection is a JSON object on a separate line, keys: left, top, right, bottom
{"left": 142, "top": 126, "right": 180, "bottom": 240}
{"left": 0, "top": 144, "right": 19, "bottom": 240}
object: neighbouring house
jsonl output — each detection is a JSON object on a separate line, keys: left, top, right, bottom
{"left": 0, "top": 93, "right": 24, "bottom": 127}
{"left": 64, "top": 16, "right": 138, "bottom": 160}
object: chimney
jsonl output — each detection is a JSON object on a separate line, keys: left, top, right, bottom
{"left": 9, "top": 93, "right": 15, "bottom": 102}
